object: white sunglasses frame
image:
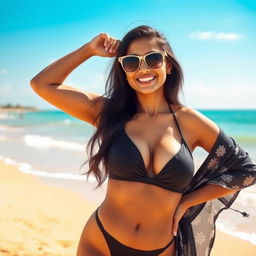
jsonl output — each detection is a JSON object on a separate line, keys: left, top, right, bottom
{"left": 118, "top": 51, "right": 168, "bottom": 73}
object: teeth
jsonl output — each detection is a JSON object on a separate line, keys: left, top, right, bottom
{"left": 137, "top": 76, "right": 155, "bottom": 82}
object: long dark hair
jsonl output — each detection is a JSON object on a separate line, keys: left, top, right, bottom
{"left": 81, "top": 25, "right": 185, "bottom": 188}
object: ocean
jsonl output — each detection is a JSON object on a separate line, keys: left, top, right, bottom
{"left": 0, "top": 109, "right": 256, "bottom": 244}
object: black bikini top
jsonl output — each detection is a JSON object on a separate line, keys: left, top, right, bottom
{"left": 107, "top": 105, "right": 194, "bottom": 193}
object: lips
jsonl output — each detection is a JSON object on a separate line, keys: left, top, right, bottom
{"left": 136, "top": 75, "right": 157, "bottom": 84}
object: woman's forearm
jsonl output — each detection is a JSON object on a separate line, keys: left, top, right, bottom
{"left": 181, "top": 184, "right": 238, "bottom": 209}
{"left": 172, "top": 184, "right": 239, "bottom": 236}
{"left": 30, "top": 43, "right": 94, "bottom": 86}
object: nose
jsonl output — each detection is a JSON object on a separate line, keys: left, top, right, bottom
{"left": 138, "top": 59, "right": 149, "bottom": 71}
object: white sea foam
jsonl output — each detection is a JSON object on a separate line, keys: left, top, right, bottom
{"left": 0, "top": 155, "right": 96, "bottom": 182}
{"left": 232, "top": 188, "right": 256, "bottom": 215}
{"left": 0, "top": 113, "right": 15, "bottom": 119}
{"left": 214, "top": 185, "right": 256, "bottom": 245}
{"left": 63, "top": 119, "right": 72, "bottom": 125}
{"left": 0, "top": 125, "right": 23, "bottom": 131}
{"left": 216, "top": 223, "right": 256, "bottom": 245}
{"left": 23, "top": 134, "right": 85, "bottom": 152}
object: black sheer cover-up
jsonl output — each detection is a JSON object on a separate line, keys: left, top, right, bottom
{"left": 175, "top": 126, "right": 256, "bottom": 256}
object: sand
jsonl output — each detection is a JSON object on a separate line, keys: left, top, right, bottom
{"left": 0, "top": 160, "right": 96, "bottom": 256}
{"left": 0, "top": 159, "right": 255, "bottom": 256}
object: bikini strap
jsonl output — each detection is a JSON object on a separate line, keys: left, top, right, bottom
{"left": 161, "top": 236, "right": 175, "bottom": 250}
{"left": 168, "top": 104, "right": 184, "bottom": 140}
{"left": 95, "top": 208, "right": 105, "bottom": 231}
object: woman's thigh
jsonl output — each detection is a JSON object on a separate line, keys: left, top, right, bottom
{"left": 76, "top": 209, "right": 111, "bottom": 256}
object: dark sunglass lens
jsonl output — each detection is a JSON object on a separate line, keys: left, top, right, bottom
{"left": 146, "top": 53, "right": 163, "bottom": 69}
{"left": 122, "top": 56, "right": 139, "bottom": 72}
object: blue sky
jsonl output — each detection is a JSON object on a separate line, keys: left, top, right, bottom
{"left": 1, "top": 0, "right": 255, "bottom": 109}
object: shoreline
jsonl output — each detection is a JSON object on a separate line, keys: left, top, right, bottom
{"left": 1, "top": 159, "right": 256, "bottom": 255}
{"left": 0, "top": 159, "right": 97, "bottom": 256}
{"left": 0, "top": 107, "right": 38, "bottom": 112}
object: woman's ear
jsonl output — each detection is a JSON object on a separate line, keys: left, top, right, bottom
{"left": 166, "top": 63, "right": 172, "bottom": 74}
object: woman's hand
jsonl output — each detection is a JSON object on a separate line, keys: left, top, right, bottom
{"left": 172, "top": 201, "right": 189, "bottom": 236}
{"left": 88, "top": 33, "right": 120, "bottom": 58}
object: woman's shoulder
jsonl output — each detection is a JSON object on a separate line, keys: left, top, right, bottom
{"left": 173, "top": 105, "right": 207, "bottom": 121}
{"left": 172, "top": 104, "right": 196, "bottom": 116}
{"left": 175, "top": 105, "right": 220, "bottom": 152}
{"left": 175, "top": 105, "right": 217, "bottom": 127}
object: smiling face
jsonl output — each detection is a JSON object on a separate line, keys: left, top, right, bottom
{"left": 124, "top": 37, "right": 172, "bottom": 94}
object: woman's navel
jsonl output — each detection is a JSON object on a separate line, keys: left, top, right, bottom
{"left": 134, "top": 223, "right": 141, "bottom": 232}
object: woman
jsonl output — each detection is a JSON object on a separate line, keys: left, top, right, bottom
{"left": 30, "top": 26, "right": 256, "bottom": 256}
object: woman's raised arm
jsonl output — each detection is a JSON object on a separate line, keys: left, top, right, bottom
{"left": 30, "top": 33, "right": 120, "bottom": 126}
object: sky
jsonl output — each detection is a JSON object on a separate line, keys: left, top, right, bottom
{"left": 0, "top": 0, "right": 256, "bottom": 110}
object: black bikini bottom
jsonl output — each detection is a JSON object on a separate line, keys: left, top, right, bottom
{"left": 95, "top": 207, "right": 175, "bottom": 256}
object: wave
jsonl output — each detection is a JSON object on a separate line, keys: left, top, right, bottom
{"left": 0, "top": 155, "right": 96, "bottom": 182}
{"left": 0, "top": 125, "right": 23, "bottom": 131}
{"left": 22, "top": 134, "right": 85, "bottom": 151}
{"left": 216, "top": 223, "right": 256, "bottom": 245}
{"left": 0, "top": 113, "right": 16, "bottom": 119}
{"left": 216, "top": 186, "right": 256, "bottom": 245}
{"left": 63, "top": 119, "right": 72, "bottom": 125}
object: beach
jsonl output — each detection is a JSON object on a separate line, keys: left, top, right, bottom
{"left": 0, "top": 159, "right": 96, "bottom": 256}
{"left": 0, "top": 109, "right": 256, "bottom": 255}
{"left": 1, "top": 159, "right": 256, "bottom": 256}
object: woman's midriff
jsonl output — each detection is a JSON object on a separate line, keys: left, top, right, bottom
{"left": 98, "top": 178, "right": 182, "bottom": 250}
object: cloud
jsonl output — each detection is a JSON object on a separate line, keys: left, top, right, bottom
{"left": 188, "top": 31, "right": 243, "bottom": 41}
{"left": 0, "top": 68, "right": 8, "bottom": 74}
{"left": 182, "top": 81, "right": 256, "bottom": 109}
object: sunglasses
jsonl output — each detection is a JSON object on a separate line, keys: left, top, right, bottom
{"left": 118, "top": 51, "right": 167, "bottom": 73}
